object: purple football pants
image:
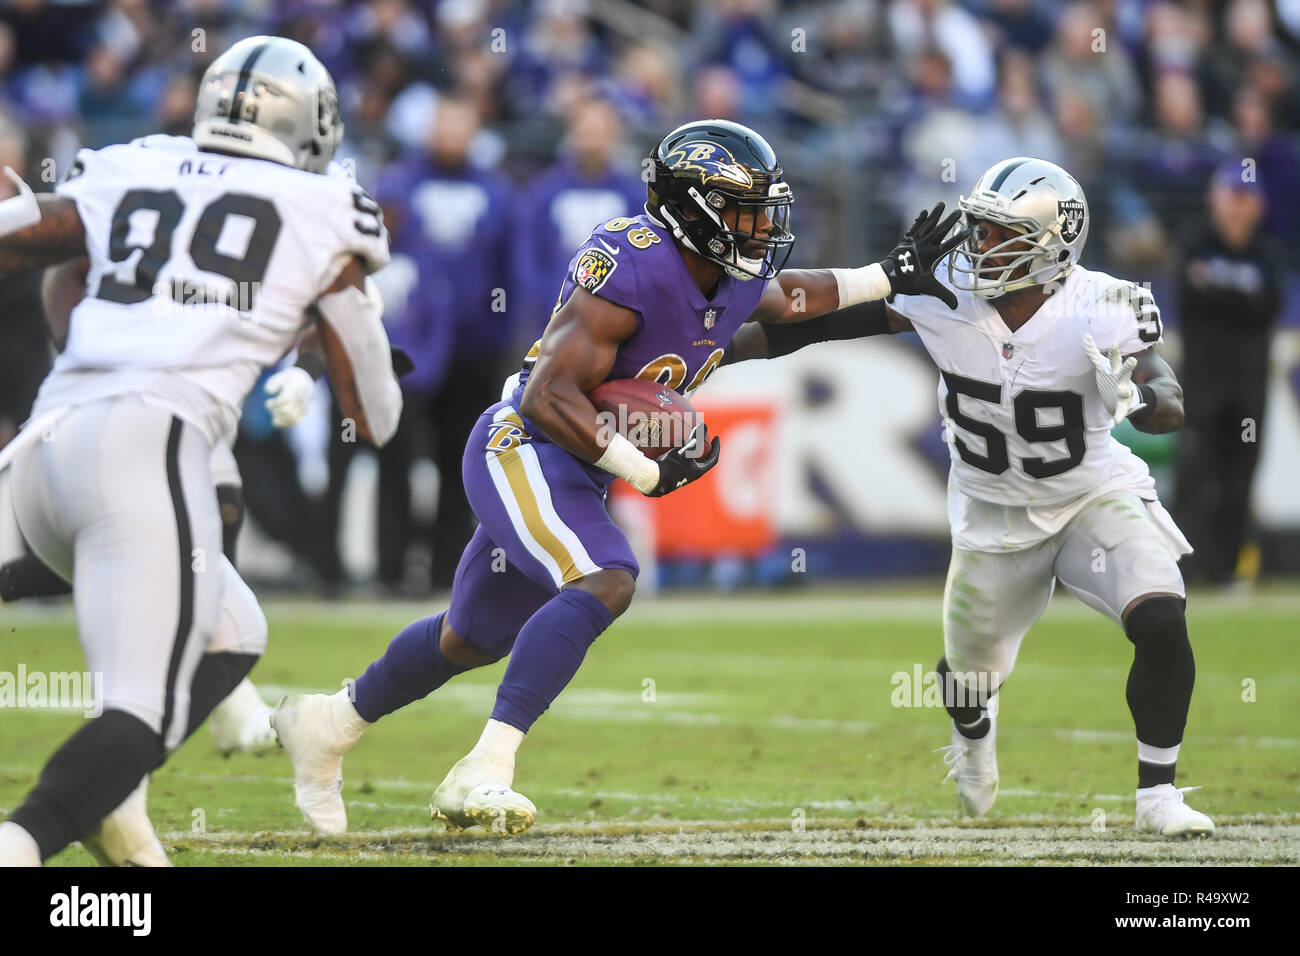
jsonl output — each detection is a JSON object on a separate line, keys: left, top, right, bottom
{"left": 447, "top": 401, "right": 638, "bottom": 658}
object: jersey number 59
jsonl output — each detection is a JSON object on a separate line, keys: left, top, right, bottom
{"left": 942, "top": 371, "right": 1086, "bottom": 479}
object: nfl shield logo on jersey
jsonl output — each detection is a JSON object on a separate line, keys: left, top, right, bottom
{"left": 1002, "top": 342, "right": 1015, "bottom": 359}
{"left": 703, "top": 308, "right": 717, "bottom": 329}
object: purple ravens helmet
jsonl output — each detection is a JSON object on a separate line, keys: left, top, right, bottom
{"left": 646, "top": 119, "right": 794, "bottom": 281}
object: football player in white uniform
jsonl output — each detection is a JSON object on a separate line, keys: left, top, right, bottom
{"left": 0, "top": 254, "right": 312, "bottom": 759}
{"left": 726, "top": 158, "right": 1212, "bottom": 837}
{"left": 0, "top": 36, "right": 403, "bottom": 866}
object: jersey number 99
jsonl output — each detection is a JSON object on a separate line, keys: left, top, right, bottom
{"left": 96, "top": 188, "right": 282, "bottom": 310}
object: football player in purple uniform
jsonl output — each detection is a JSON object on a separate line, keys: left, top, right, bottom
{"left": 272, "top": 119, "right": 967, "bottom": 836}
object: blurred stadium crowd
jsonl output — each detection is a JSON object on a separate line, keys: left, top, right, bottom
{"left": 1, "top": 0, "right": 1297, "bottom": 593}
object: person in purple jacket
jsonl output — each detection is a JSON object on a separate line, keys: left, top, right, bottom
{"left": 514, "top": 98, "right": 646, "bottom": 342}
{"left": 272, "top": 119, "right": 966, "bottom": 837}
{"left": 374, "top": 95, "right": 517, "bottom": 590}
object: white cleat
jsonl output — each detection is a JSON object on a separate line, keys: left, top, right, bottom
{"left": 0, "top": 821, "right": 43, "bottom": 866}
{"left": 81, "top": 778, "right": 171, "bottom": 867}
{"left": 270, "top": 694, "right": 350, "bottom": 835}
{"left": 1136, "top": 784, "right": 1215, "bottom": 838}
{"left": 211, "top": 701, "right": 278, "bottom": 756}
{"left": 430, "top": 756, "right": 536, "bottom": 835}
{"left": 938, "top": 697, "right": 999, "bottom": 817}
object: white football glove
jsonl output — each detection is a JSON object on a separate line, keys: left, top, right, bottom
{"left": 0, "top": 167, "right": 41, "bottom": 237}
{"left": 264, "top": 367, "right": 316, "bottom": 429}
{"left": 1082, "top": 334, "right": 1145, "bottom": 425}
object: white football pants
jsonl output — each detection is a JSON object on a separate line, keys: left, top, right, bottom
{"left": 943, "top": 491, "right": 1187, "bottom": 686}
{"left": 10, "top": 397, "right": 224, "bottom": 751}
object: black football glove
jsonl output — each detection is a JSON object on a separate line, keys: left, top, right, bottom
{"left": 878, "top": 201, "right": 969, "bottom": 310}
{"left": 646, "top": 423, "right": 720, "bottom": 497}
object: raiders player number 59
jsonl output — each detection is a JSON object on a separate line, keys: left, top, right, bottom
{"left": 727, "top": 157, "right": 1212, "bottom": 838}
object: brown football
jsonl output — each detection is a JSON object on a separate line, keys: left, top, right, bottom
{"left": 587, "top": 378, "right": 708, "bottom": 460}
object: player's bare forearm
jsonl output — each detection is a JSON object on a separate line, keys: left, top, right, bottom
{"left": 0, "top": 196, "right": 86, "bottom": 274}
{"left": 519, "top": 287, "right": 637, "bottom": 462}
{"left": 751, "top": 269, "right": 842, "bottom": 323}
{"left": 522, "top": 374, "right": 610, "bottom": 463}
{"left": 40, "top": 255, "right": 90, "bottom": 350}
{"left": 1130, "top": 351, "right": 1184, "bottom": 434}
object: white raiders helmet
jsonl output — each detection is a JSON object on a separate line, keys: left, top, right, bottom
{"left": 193, "top": 36, "right": 343, "bottom": 174}
{"left": 947, "top": 157, "right": 1089, "bottom": 299}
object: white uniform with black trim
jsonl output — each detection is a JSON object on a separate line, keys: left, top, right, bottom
{"left": 890, "top": 262, "right": 1190, "bottom": 681}
{"left": 8, "top": 135, "right": 389, "bottom": 749}
{"left": 32, "top": 135, "right": 388, "bottom": 445}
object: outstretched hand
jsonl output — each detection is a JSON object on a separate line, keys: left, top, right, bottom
{"left": 879, "top": 202, "right": 969, "bottom": 309}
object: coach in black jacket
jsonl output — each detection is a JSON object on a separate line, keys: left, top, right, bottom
{"left": 1172, "top": 162, "right": 1285, "bottom": 585}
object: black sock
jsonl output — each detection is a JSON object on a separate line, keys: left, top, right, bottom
{"left": 185, "top": 652, "right": 260, "bottom": 739}
{"left": 0, "top": 553, "right": 72, "bottom": 601}
{"left": 937, "top": 655, "right": 992, "bottom": 740}
{"left": 1138, "top": 759, "right": 1177, "bottom": 789}
{"left": 7, "top": 709, "right": 163, "bottom": 861}
{"left": 1125, "top": 597, "right": 1194, "bottom": 788}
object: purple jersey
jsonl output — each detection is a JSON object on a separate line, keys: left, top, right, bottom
{"left": 509, "top": 212, "right": 768, "bottom": 411}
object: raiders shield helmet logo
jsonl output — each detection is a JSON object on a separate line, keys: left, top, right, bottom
{"left": 1058, "top": 199, "right": 1086, "bottom": 244}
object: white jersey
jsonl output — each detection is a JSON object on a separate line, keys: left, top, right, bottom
{"left": 33, "top": 135, "right": 389, "bottom": 444}
{"left": 890, "top": 262, "right": 1185, "bottom": 553}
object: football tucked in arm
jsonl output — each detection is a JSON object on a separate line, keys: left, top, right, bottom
{"left": 586, "top": 379, "right": 709, "bottom": 460}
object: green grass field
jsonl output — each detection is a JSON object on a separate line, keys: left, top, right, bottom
{"left": 2, "top": 586, "right": 1297, "bottom": 866}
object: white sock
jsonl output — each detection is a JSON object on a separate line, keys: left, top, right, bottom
{"left": 0, "top": 821, "right": 42, "bottom": 867}
{"left": 1137, "top": 740, "right": 1180, "bottom": 766}
{"left": 467, "top": 718, "right": 525, "bottom": 785}
{"left": 329, "top": 687, "right": 371, "bottom": 746}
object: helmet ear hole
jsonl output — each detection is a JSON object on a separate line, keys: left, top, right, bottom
{"left": 1058, "top": 250, "right": 1070, "bottom": 262}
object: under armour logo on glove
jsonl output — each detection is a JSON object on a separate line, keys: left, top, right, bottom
{"left": 878, "top": 202, "right": 968, "bottom": 310}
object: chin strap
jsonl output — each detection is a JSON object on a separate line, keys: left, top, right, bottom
{"left": 660, "top": 201, "right": 770, "bottom": 281}
{"left": 656, "top": 204, "right": 703, "bottom": 259}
